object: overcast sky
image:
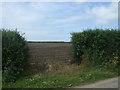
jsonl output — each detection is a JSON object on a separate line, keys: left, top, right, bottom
{"left": 0, "top": 2, "right": 118, "bottom": 41}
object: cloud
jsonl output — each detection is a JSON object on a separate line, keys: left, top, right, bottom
{"left": 0, "top": 3, "right": 2, "bottom": 27}
{"left": 1, "top": 0, "right": 119, "bottom": 2}
{"left": 2, "top": 3, "right": 43, "bottom": 29}
{"left": 2, "top": 2, "right": 117, "bottom": 28}
{"left": 1, "top": 2, "right": 117, "bottom": 41}
{"left": 1, "top": 0, "right": 74, "bottom": 2}
{"left": 52, "top": 14, "right": 82, "bottom": 25}
{"left": 74, "top": 0, "right": 118, "bottom": 2}
{"left": 51, "top": 2, "right": 117, "bottom": 26}
{"left": 85, "top": 2, "right": 117, "bottom": 25}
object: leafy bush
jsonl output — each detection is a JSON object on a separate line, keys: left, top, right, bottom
{"left": 71, "top": 29, "right": 120, "bottom": 67}
{"left": 2, "top": 29, "right": 29, "bottom": 82}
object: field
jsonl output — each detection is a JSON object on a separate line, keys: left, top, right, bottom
{"left": 27, "top": 42, "right": 73, "bottom": 73}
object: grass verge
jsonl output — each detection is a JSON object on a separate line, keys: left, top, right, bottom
{"left": 3, "top": 65, "right": 118, "bottom": 88}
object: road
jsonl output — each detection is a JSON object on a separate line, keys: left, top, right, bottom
{"left": 74, "top": 77, "right": 119, "bottom": 88}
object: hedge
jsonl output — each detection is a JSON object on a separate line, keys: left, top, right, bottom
{"left": 71, "top": 29, "right": 120, "bottom": 67}
{"left": 2, "top": 29, "right": 29, "bottom": 82}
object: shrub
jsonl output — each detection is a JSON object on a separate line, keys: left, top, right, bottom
{"left": 71, "top": 29, "right": 120, "bottom": 67}
{"left": 2, "top": 29, "right": 29, "bottom": 82}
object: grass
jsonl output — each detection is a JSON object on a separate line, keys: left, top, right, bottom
{"left": 3, "top": 64, "right": 118, "bottom": 88}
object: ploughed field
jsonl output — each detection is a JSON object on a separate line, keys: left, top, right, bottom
{"left": 27, "top": 43, "right": 73, "bottom": 72}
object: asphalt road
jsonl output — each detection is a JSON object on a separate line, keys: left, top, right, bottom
{"left": 74, "top": 77, "right": 119, "bottom": 88}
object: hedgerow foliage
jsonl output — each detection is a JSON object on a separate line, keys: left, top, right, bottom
{"left": 71, "top": 29, "right": 120, "bottom": 67}
{"left": 2, "top": 29, "right": 29, "bottom": 82}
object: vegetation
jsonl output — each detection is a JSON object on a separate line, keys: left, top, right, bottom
{"left": 71, "top": 29, "right": 120, "bottom": 67}
{"left": 2, "top": 28, "right": 119, "bottom": 88}
{"left": 2, "top": 29, "right": 29, "bottom": 82}
{"left": 3, "top": 62, "right": 118, "bottom": 88}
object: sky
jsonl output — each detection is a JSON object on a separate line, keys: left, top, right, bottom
{"left": 0, "top": 2, "right": 118, "bottom": 41}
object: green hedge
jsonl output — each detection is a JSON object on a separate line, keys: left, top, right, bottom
{"left": 2, "top": 29, "right": 29, "bottom": 82}
{"left": 71, "top": 29, "right": 120, "bottom": 67}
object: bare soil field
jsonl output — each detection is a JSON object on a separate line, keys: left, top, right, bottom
{"left": 27, "top": 43, "right": 73, "bottom": 73}
{"left": 28, "top": 42, "right": 72, "bottom": 48}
